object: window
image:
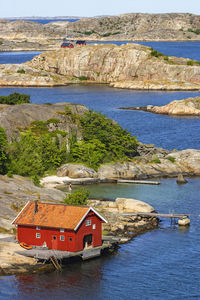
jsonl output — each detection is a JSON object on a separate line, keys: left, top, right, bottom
{"left": 36, "top": 226, "right": 40, "bottom": 230}
{"left": 36, "top": 233, "right": 40, "bottom": 239}
{"left": 69, "top": 237, "right": 72, "bottom": 242}
{"left": 60, "top": 229, "right": 64, "bottom": 233}
{"left": 92, "top": 224, "right": 96, "bottom": 230}
{"left": 86, "top": 219, "right": 91, "bottom": 226}
{"left": 60, "top": 235, "right": 65, "bottom": 241}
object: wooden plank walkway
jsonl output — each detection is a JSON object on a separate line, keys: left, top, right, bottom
{"left": 117, "top": 180, "right": 161, "bottom": 185}
{"left": 16, "top": 240, "right": 114, "bottom": 261}
{"left": 121, "top": 212, "right": 200, "bottom": 217}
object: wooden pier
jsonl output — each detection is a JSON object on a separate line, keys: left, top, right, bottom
{"left": 117, "top": 179, "right": 161, "bottom": 185}
{"left": 121, "top": 212, "right": 200, "bottom": 225}
{"left": 16, "top": 239, "right": 117, "bottom": 262}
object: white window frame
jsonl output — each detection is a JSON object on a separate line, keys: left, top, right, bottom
{"left": 92, "top": 224, "right": 96, "bottom": 230}
{"left": 60, "top": 228, "right": 64, "bottom": 233}
{"left": 36, "top": 233, "right": 41, "bottom": 239}
{"left": 86, "top": 219, "right": 91, "bottom": 226}
{"left": 36, "top": 226, "right": 40, "bottom": 230}
{"left": 60, "top": 235, "right": 65, "bottom": 241}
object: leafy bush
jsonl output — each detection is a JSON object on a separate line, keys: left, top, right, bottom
{"left": 71, "top": 110, "right": 139, "bottom": 168}
{"left": 78, "top": 76, "right": 88, "bottom": 81}
{"left": 17, "top": 69, "right": 26, "bottom": 74}
{"left": 150, "top": 48, "right": 164, "bottom": 58}
{"left": 0, "top": 93, "right": 30, "bottom": 105}
{"left": 187, "top": 60, "right": 194, "bottom": 65}
{"left": 7, "top": 131, "right": 66, "bottom": 176}
{"left": 70, "top": 139, "right": 107, "bottom": 170}
{"left": 32, "top": 175, "right": 41, "bottom": 186}
{"left": 0, "top": 127, "right": 8, "bottom": 174}
{"left": 64, "top": 187, "right": 90, "bottom": 206}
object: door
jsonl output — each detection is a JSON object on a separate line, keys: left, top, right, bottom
{"left": 83, "top": 234, "right": 93, "bottom": 249}
{"left": 52, "top": 235, "right": 58, "bottom": 250}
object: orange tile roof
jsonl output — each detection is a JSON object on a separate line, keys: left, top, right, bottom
{"left": 13, "top": 202, "right": 90, "bottom": 230}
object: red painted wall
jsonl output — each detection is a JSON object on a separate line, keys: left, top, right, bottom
{"left": 17, "top": 211, "right": 103, "bottom": 252}
{"left": 74, "top": 212, "right": 103, "bottom": 252}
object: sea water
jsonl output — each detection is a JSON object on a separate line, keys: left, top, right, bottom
{"left": 0, "top": 42, "right": 199, "bottom": 299}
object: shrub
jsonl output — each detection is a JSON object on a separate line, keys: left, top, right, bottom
{"left": 7, "top": 131, "right": 66, "bottom": 176}
{"left": 150, "top": 155, "right": 161, "bottom": 164}
{"left": 78, "top": 76, "right": 88, "bottom": 81}
{"left": 64, "top": 187, "right": 90, "bottom": 206}
{"left": 0, "top": 127, "right": 8, "bottom": 174}
{"left": 187, "top": 60, "right": 194, "bottom": 66}
{"left": 32, "top": 175, "right": 41, "bottom": 186}
{"left": 167, "top": 156, "right": 176, "bottom": 163}
{"left": 17, "top": 69, "right": 26, "bottom": 74}
{"left": 0, "top": 92, "right": 30, "bottom": 105}
{"left": 150, "top": 49, "right": 164, "bottom": 58}
{"left": 75, "top": 110, "right": 139, "bottom": 167}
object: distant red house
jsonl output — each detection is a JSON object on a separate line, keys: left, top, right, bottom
{"left": 12, "top": 201, "right": 107, "bottom": 252}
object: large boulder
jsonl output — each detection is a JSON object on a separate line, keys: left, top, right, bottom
{"left": 57, "top": 164, "right": 98, "bottom": 178}
{"left": 115, "top": 198, "right": 155, "bottom": 213}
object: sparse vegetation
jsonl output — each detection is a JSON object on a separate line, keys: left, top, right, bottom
{"left": 17, "top": 69, "right": 26, "bottom": 74}
{"left": 167, "top": 156, "right": 176, "bottom": 163}
{"left": 64, "top": 187, "right": 90, "bottom": 206}
{"left": 78, "top": 76, "right": 88, "bottom": 81}
{"left": 0, "top": 92, "right": 30, "bottom": 105}
{"left": 150, "top": 155, "right": 161, "bottom": 164}
{"left": 150, "top": 48, "right": 164, "bottom": 58}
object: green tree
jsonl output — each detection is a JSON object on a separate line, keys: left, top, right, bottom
{"left": 70, "top": 139, "right": 106, "bottom": 169}
{"left": 0, "top": 127, "right": 8, "bottom": 174}
{"left": 0, "top": 93, "right": 30, "bottom": 105}
{"left": 64, "top": 187, "right": 90, "bottom": 206}
{"left": 79, "top": 110, "right": 138, "bottom": 162}
{"left": 7, "top": 131, "right": 66, "bottom": 176}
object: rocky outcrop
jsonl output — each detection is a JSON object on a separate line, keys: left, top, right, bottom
{"left": 0, "top": 175, "right": 66, "bottom": 230}
{"left": 119, "top": 97, "right": 200, "bottom": 115}
{"left": 0, "top": 63, "right": 69, "bottom": 87}
{"left": 0, "top": 13, "right": 200, "bottom": 42}
{"left": 88, "top": 198, "right": 158, "bottom": 239}
{"left": 97, "top": 149, "right": 200, "bottom": 179}
{"left": 0, "top": 102, "right": 87, "bottom": 142}
{"left": 27, "top": 44, "right": 200, "bottom": 90}
{"left": 151, "top": 97, "right": 200, "bottom": 115}
{"left": 57, "top": 164, "right": 98, "bottom": 178}
{"left": 1, "top": 43, "right": 200, "bottom": 90}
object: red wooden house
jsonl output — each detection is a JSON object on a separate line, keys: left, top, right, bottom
{"left": 12, "top": 201, "right": 107, "bottom": 252}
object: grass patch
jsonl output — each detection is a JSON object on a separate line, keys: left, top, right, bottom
{"left": 150, "top": 155, "right": 161, "bottom": 164}
{"left": 167, "top": 156, "right": 176, "bottom": 163}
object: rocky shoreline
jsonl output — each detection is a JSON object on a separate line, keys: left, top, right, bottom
{"left": 119, "top": 96, "right": 200, "bottom": 116}
{"left": 0, "top": 177, "right": 159, "bottom": 276}
{"left": 0, "top": 43, "right": 200, "bottom": 90}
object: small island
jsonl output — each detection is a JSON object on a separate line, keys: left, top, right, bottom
{"left": 119, "top": 96, "right": 200, "bottom": 116}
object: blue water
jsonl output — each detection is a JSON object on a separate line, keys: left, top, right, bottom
{"left": 0, "top": 51, "right": 42, "bottom": 64}
{"left": 0, "top": 178, "right": 200, "bottom": 299}
{"left": 0, "top": 86, "right": 199, "bottom": 150}
{"left": 0, "top": 43, "right": 200, "bottom": 299}
{"left": 88, "top": 41, "right": 200, "bottom": 61}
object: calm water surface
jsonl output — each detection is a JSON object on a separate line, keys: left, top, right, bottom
{"left": 0, "top": 178, "right": 200, "bottom": 299}
{"left": 0, "top": 43, "right": 199, "bottom": 300}
{"left": 0, "top": 85, "right": 199, "bottom": 150}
